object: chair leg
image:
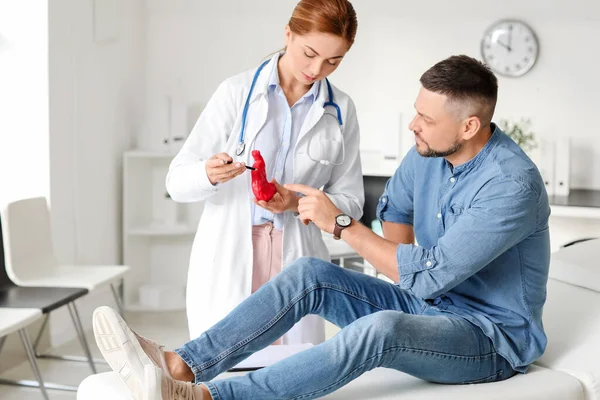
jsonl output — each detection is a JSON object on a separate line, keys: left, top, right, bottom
{"left": 67, "top": 302, "right": 97, "bottom": 374}
{"left": 33, "top": 309, "right": 107, "bottom": 365}
{"left": 32, "top": 314, "right": 50, "bottom": 355}
{"left": 0, "top": 328, "right": 78, "bottom": 393}
{"left": 110, "top": 281, "right": 127, "bottom": 321}
{"left": 19, "top": 328, "right": 50, "bottom": 400}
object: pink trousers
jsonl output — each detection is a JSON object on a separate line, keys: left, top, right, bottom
{"left": 251, "top": 222, "right": 283, "bottom": 293}
{"left": 252, "top": 222, "right": 283, "bottom": 344}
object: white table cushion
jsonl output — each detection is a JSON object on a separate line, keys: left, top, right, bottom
{"left": 0, "top": 308, "right": 42, "bottom": 337}
{"left": 537, "top": 278, "right": 600, "bottom": 400}
{"left": 77, "top": 365, "right": 582, "bottom": 400}
{"left": 549, "top": 239, "right": 600, "bottom": 291}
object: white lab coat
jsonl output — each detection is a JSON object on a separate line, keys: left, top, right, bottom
{"left": 166, "top": 54, "right": 364, "bottom": 343}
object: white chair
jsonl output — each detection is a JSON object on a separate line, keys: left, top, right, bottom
{"left": 0, "top": 308, "right": 49, "bottom": 399}
{"left": 2, "top": 197, "right": 129, "bottom": 363}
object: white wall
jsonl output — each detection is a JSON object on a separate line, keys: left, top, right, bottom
{"left": 143, "top": 0, "right": 600, "bottom": 189}
{"left": 48, "top": 0, "right": 145, "bottom": 345}
{"left": 0, "top": 1, "right": 50, "bottom": 207}
{"left": 0, "top": 0, "right": 51, "bottom": 368}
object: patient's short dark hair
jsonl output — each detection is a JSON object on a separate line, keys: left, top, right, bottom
{"left": 420, "top": 55, "right": 498, "bottom": 126}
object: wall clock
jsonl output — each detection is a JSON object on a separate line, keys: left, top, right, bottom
{"left": 481, "top": 19, "right": 539, "bottom": 77}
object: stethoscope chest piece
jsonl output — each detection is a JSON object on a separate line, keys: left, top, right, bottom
{"left": 236, "top": 142, "right": 246, "bottom": 157}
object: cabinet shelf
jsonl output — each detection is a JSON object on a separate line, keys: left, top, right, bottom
{"left": 123, "top": 150, "right": 203, "bottom": 312}
{"left": 128, "top": 224, "right": 197, "bottom": 236}
{"left": 126, "top": 150, "right": 178, "bottom": 159}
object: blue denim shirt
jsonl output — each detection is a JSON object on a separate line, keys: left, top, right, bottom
{"left": 376, "top": 125, "right": 551, "bottom": 372}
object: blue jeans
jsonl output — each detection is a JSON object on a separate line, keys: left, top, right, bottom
{"left": 175, "top": 257, "right": 516, "bottom": 399}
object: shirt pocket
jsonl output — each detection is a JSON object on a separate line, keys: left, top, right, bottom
{"left": 444, "top": 204, "right": 464, "bottom": 230}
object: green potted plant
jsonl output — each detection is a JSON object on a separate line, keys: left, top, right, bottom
{"left": 498, "top": 118, "right": 537, "bottom": 153}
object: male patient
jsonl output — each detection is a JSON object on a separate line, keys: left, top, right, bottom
{"left": 93, "top": 55, "right": 550, "bottom": 399}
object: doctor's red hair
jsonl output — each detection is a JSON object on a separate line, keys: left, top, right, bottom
{"left": 288, "top": 0, "right": 358, "bottom": 49}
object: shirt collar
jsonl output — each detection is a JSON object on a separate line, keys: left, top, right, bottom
{"left": 450, "top": 123, "right": 501, "bottom": 175}
{"left": 268, "top": 52, "right": 320, "bottom": 102}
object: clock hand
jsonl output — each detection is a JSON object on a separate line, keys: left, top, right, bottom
{"left": 496, "top": 40, "right": 511, "bottom": 51}
{"left": 507, "top": 25, "right": 513, "bottom": 52}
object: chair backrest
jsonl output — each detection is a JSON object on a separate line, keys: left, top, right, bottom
{"left": 2, "top": 197, "right": 59, "bottom": 282}
{"left": 0, "top": 213, "right": 16, "bottom": 288}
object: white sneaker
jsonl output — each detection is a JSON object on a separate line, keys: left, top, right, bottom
{"left": 135, "top": 331, "right": 173, "bottom": 379}
{"left": 147, "top": 364, "right": 200, "bottom": 400}
{"left": 93, "top": 306, "right": 157, "bottom": 399}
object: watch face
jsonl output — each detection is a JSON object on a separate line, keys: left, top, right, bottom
{"left": 336, "top": 214, "right": 352, "bottom": 227}
{"left": 481, "top": 19, "right": 539, "bottom": 77}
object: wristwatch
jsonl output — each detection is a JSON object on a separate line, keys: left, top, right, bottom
{"left": 333, "top": 214, "right": 352, "bottom": 240}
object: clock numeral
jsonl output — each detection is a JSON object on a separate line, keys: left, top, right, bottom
{"left": 515, "top": 64, "right": 521, "bottom": 70}
{"left": 524, "top": 57, "right": 530, "bottom": 63}
{"left": 525, "top": 36, "right": 530, "bottom": 42}
{"left": 528, "top": 46, "right": 534, "bottom": 53}
{"left": 505, "top": 66, "right": 511, "bottom": 73}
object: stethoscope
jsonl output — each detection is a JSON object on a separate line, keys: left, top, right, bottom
{"left": 235, "top": 59, "right": 345, "bottom": 166}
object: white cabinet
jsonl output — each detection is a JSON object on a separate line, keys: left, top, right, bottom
{"left": 122, "top": 150, "right": 203, "bottom": 311}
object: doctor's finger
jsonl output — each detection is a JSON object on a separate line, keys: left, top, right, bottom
{"left": 212, "top": 153, "right": 233, "bottom": 163}
{"left": 217, "top": 167, "right": 245, "bottom": 181}
{"left": 206, "top": 158, "right": 230, "bottom": 168}
{"left": 210, "top": 162, "right": 245, "bottom": 175}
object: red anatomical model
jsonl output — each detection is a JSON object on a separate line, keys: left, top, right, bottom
{"left": 251, "top": 150, "right": 277, "bottom": 202}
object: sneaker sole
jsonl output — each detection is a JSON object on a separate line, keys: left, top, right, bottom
{"left": 144, "top": 364, "right": 162, "bottom": 400}
{"left": 93, "top": 306, "right": 155, "bottom": 398}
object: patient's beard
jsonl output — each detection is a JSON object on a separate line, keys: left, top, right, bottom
{"left": 418, "top": 141, "right": 462, "bottom": 158}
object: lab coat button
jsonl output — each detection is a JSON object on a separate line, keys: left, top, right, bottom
{"left": 436, "top": 213, "right": 442, "bottom": 219}
{"left": 450, "top": 177, "right": 456, "bottom": 183}
{"left": 426, "top": 261, "right": 432, "bottom": 267}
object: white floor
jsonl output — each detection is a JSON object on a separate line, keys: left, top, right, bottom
{"left": 0, "top": 311, "right": 341, "bottom": 399}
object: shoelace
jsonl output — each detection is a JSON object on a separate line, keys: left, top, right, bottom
{"left": 135, "top": 333, "right": 173, "bottom": 378}
{"left": 166, "top": 377, "right": 197, "bottom": 400}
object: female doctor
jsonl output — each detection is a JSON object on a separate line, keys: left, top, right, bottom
{"left": 166, "top": 0, "right": 364, "bottom": 345}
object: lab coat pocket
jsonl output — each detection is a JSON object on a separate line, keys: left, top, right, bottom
{"left": 306, "top": 136, "right": 342, "bottom": 163}
{"left": 301, "top": 138, "right": 341, "bottom": 186}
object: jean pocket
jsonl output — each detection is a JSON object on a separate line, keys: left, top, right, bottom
{"left": 461, "top": 369, "right": 504, "bottom": 385}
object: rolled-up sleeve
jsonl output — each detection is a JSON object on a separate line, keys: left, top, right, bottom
{"left": 376, "top": 148, "right": 416, "bottom": 226}
{"left": 395, "top": 177, "right": 539, "bottom": 299}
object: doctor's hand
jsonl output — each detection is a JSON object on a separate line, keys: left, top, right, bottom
{"left": 253, "top": 180, "right": 300, "bottom": 214}
{"left": 205, "top": 153, "right": 247, "bottom": 185}
{"left": 284, "top": 184, "right": 341, "bottom": 234}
